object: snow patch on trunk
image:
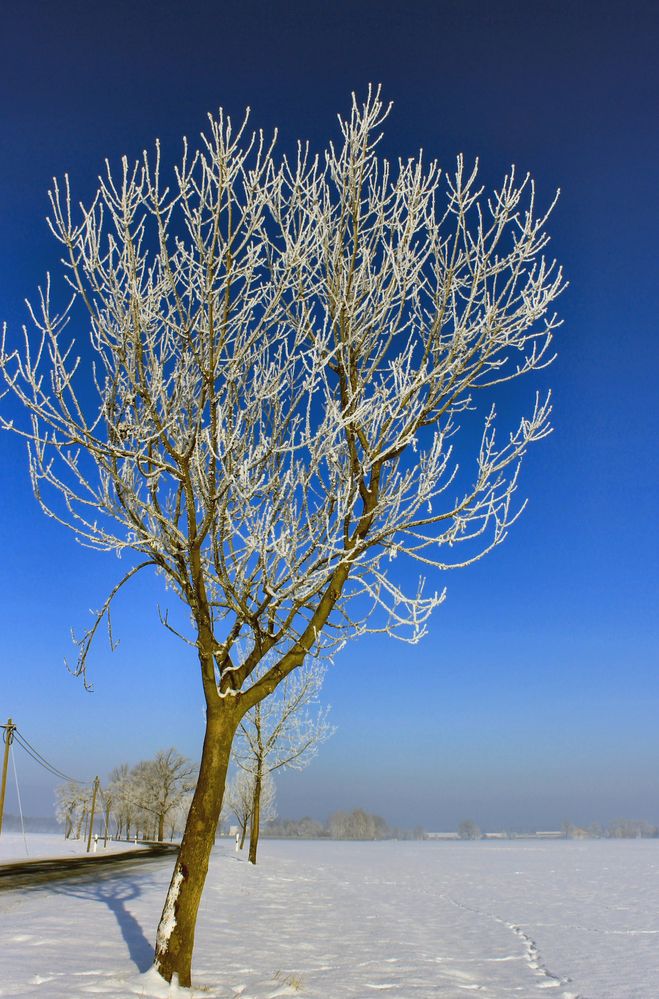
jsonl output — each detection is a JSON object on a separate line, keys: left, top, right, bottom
{"left": 156, "top": 864, "right": 184, "bottom": 955}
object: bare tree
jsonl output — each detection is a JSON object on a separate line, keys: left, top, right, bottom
{"left": 0, "top": 87, "right": 564, "bottom": 986}
{"left": 458, "top": 819, "right": 481, "bottom": 840}
{"left": 54, "top": 780, "right": 98, "bottom": 841}
{"left": 232, "top": 658, "right": 333, "bottom": 863}
{"left": 133, "top": 749, "right": 198, "bottom": 842}
{"left": 329, "top": 808, "right": 390, "bottom": 840}
{"left": 223, "top": 767, "right": 276, "bottom": 850}
{"left": 54, "top": 780, "right": 86, "bottom": 839}
{"left": 107, "top": 751, "right": 196, "bottom": 841}
{"left": 107, "top": 764, "right": 135, "bottom": 840}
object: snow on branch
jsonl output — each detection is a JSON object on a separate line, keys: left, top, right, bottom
{"left": 0, "top": 86, "right": 565, "bottom": 700}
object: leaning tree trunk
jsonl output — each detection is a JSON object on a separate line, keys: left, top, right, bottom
{"left": 247, "top": 769, "right": 262, "bottom": 865}
{"left": 154, "top": 701, "right": 239, "bottom": 987}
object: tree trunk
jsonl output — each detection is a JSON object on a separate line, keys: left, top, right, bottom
{"left": 239, "top": 818, "right": 247, "bottom": 849}
{"left": 248, "top": 769, "right": 262, "bottom": 865}
{"left": 154, "top": 704, "right": 238, "bottom": 987}
{"left": 103, "top": 802, "right": 111, "bottom": 847}
{"left": 158, "top": 811, "right": 165, "bottom": 842}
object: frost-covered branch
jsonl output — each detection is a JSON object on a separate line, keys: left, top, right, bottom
{"left": 1, "top": 84, "right": 564, "bottom": 712}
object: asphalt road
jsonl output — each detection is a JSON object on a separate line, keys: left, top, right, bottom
{"left": 0, "top": 843, "right": 178, "bottom": 891}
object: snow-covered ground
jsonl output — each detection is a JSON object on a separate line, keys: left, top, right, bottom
{"left": 0, "top": 832, "right": 149, "bottom": 863}
{"left": 1, "top": 837, "right": 658, "bottom": 998}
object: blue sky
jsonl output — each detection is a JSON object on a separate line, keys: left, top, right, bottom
{"left": 0, "top": 0, "right": 657, "bottom": 831}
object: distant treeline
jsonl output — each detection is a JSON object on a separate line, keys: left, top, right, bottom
{"left": 260, "top": 813, "right": 659, "bottom": 841}
{"left": 562, "top": 819, "right": 659, "bottom": 840}
{"left": 262, "top": 809, "right": 425, "bottom": 840}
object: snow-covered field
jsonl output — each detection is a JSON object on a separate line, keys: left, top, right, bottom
{"left": 0, "top": 832, "right": 148, "bottom": 863}
{"left": 1, "top": 837, "right": 658, "bottom": 998}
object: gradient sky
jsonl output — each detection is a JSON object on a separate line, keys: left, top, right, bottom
{"left": 0, "top": 0, "right": 657, "bottom": 832}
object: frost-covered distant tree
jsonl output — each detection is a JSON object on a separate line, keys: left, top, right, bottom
{"left": 134, "top": 749, "right": 197, "bottom": 842}
{"left": 458, "top": 819, "right": 481, "bottom": 840}
{"left": 0, "top": 87, "right": 564, "bottom": 985}
{"left": 54, "top": 780, "right": 86, "bottom": 839}
{"left": 109, "top": 750, "right": 196, "bottom": 841}
{"left": 167, "top": 792, "right": 194, "bottom": 841}
{"left": 223, "top": 768, "right": 276, "bottom": 849}
{"left": 55, "top": 780, "right": 96, "bottom": 840}
{"left": 232, "top": 659, "right": 333, "bottom": 863}
{"left": 329, "top": 808, "right": 390, "bottom": 840}
{"left": 107, "top": 764, "right": 135, "bottom": 840}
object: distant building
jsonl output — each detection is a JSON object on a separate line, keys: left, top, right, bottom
{"left": 425, "top": 831, "right": 459, "bottom": 840}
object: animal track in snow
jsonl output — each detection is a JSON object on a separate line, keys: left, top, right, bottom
{"left": 440, "top": 892, "right": 581, "bottom": 998}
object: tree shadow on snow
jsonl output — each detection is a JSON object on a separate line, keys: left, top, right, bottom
{"left": 53, "top": 876, "right": 154, "bottom": 972}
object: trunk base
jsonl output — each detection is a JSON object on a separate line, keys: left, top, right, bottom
{"left": 154, "top": 707, "right": 237, "bottom": 987}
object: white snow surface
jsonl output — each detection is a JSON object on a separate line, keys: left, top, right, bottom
{"left": 0, "top": 833, "right": 149, "bottom": 863}
{"left": 1, "top": 837, "right": 658, "bottom": 998}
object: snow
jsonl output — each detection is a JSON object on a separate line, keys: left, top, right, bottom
{"left": 1, "top": 837, "right": 658, "bottom": 998}
{"left": 155, "top": 864, "right": 183, "bottom": 956}
{"left": 0, "top": 832, "right": 149, "bottom": 863}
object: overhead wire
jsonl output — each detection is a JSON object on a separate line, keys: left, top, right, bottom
{"left": 10, "top": 728, "right": 91, "bottom": 784}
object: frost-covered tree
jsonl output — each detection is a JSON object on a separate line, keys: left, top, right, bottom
{"left": 107, "top": 764, "right": 135, "bottom": 840}
{"left": 329, "top": 808, "right": 390, "bottom": 840}
{"left": 458, "top": 819, "right": 481, "bottom": 840}
{"left": 107, "top": 751, "right": 196, "bottom": 841}
{"left": 0, "top": 87, "right": 564, "bottom": 986}
{"left": 223, "top": 767, "right": 276, "bottom": 849}
{"left": 133, "top": 749, "right": 198, "bottom": 842}
{"left": 167, "top": 792, "right": 194, "bottom": 841}
{"left": 232, "top": 659, "right": 333, "bottom": 863}
{"left": 54, "top": 780, "right": 86, "bottom": 839}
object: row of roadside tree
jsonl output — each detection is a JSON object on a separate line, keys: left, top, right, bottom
{"left": 55, "top": 748, "right": 197, "bottom": 843}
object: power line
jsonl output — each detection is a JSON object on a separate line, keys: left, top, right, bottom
{"left": 3, "top": 724, "right": 91, "bottom": 784}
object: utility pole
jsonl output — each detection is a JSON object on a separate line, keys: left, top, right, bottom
{"left": 86, "top": 776, "right": 100, "bottom": 853}
{"left": 0, "top": 718, "right": 16, "bottom": 837}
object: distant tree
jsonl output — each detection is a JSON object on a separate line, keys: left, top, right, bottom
{"left": 232, "top": 659, "right": 333, "bottom": 863}
{"left": 138, "top": 749, "right": 198, "bottom": 842}
{"left": 329, "top": 808, "right": 390, "bottom": 840}
{"left": 607, "top": 818, "right": 657, "bottom": 839}
{"left": 223, "top": 768, "right": 276, "bottom": 849}
{"left": 293, "top": 816, "right": 325, "bottom": 838}
{"left": 54, "top": 780, "right": 86, "bottom": 839}
{"left": 1, "top": 88, "right": 564, "bottom": 985}
{"left": 262, "top": 815, "right": 325, "bottom": 838}
{"left": 458, "top": 819, "right": 481, "bottom": 840}
{"left": 167, "top": 792, "right": 194, "bottom": 841}
{"left": 107, "top": 764, "right": 135, "bottom": 840}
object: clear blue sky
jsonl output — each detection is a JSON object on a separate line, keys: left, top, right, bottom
{"left": 0, "top": 0, "right": 657, "bottom": 831}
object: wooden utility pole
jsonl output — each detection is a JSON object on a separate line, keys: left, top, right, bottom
{"left": 86, "top": 776, "right": 100, "bottom": 853}
{"left": 0, "top": 718, "right": 16, "bottom": 837}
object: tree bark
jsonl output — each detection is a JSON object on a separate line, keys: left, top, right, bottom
{"left": 158, "top": 811, "right": 165, "bottom": 843}
{"left": 239, "top": 819, "right": 247, "bottom": 850}
{"left": 154, "top": 703, "right": 238, "bottom": 987}
{"left": 248, "top": 769, "right": 262, "bottom": 865}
